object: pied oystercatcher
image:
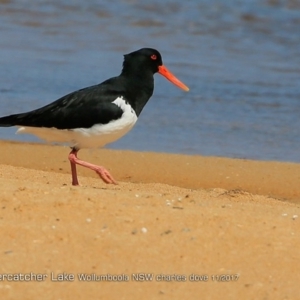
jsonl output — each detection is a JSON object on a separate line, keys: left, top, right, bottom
{"left": 0, "top": 48, "right": 189, "bottom": 186}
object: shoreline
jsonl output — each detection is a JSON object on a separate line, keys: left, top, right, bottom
{"left": 0, "top": 140, "right": 299, "bottom": 202}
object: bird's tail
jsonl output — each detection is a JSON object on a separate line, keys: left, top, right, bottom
{"left": 0, "top": 113, "right": 26, "bottom": 127}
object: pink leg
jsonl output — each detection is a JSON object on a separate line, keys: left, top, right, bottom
{"left": 68, "top": 148, "right": 117, "bottom": 186}
{"left": 69, "top": 152, "right": 79, "bottom": 186}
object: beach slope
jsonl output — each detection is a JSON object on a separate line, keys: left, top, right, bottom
{"left": 0, "top": 140, "right": 299, "bottom": 299}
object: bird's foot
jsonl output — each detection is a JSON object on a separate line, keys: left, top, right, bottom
{"left": 94, "top": 166, "right": 117, "bottom": 184}
{"left": 72, "top": 179, "right": 80, "bottom": 186}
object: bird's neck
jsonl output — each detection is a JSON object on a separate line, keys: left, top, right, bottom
{"left": 120, "top": 69, "right": 154, "bottom": 117}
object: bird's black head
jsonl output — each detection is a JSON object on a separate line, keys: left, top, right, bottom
{"left": 122, "top": 48, "right": 189, "bottom": 91}
{"left": 122, "top": 48, "right": 163, "bottom": 75}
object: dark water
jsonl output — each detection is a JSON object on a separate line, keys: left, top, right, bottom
{"left": 0, "top": 0, "right": 300, "bottom": 162}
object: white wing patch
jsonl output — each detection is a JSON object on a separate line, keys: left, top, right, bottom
{"left": 16, "top": 97, "right": 138, "bottom": 149}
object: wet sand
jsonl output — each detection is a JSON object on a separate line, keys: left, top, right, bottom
{"left": 0, "top": 140, "right": 299, "bottom": 299}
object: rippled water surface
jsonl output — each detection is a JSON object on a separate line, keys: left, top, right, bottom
{"left": 0, "top": 0, "right": 299, "bottom": 162}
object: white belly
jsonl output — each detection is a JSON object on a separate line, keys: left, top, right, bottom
{"left": 16, "top": 97, "right": 138, "bottom": 149}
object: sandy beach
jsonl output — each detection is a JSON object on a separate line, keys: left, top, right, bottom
{"left": 0, "top": 140, "right": 299, "bottom": 299}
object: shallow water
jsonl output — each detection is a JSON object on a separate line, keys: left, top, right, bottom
{"left": 0, "top": 0, "right": 299, "bottom": 162}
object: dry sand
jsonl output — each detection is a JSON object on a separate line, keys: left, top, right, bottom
{"left": 0, "top": 140, "right": 299, "bottom": 299}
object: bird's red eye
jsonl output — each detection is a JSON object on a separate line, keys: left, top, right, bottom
{"left": 150, "top": 54, "right": 157, "bottom": 60}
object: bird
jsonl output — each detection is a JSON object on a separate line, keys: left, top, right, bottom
{"left": 0, "top": 48, "right": 189, "bottom": 186}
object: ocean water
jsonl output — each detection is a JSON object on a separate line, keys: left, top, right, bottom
{"left": 0, "top": 0, "right": 299, "bottom": 162}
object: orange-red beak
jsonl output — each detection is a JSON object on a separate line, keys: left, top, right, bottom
{"left": 158, "top": 65, "right": 189, "bottom": 92}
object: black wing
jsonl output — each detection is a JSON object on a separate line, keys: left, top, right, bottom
{"left": 0, "top": 77, "right": 126, "bottom": 129}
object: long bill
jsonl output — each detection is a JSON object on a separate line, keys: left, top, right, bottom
{"left": 158, "top": 65, "right": 189, "bottom": 92}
